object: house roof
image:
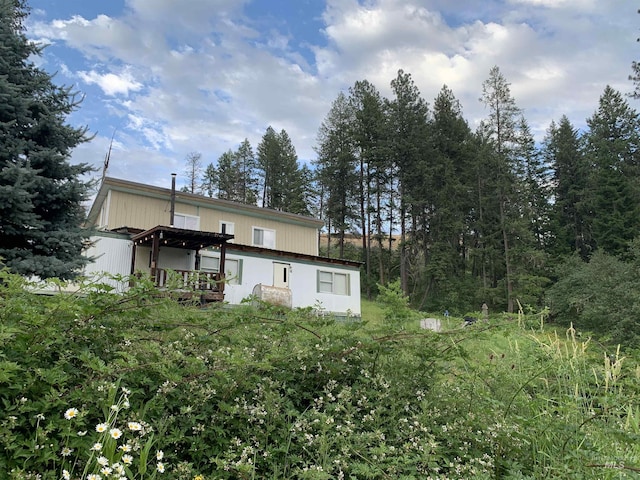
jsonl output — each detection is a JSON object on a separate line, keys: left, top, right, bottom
{"left": 225, "top": 243, "right": 362, "bottom": 269}
{"left": 86, "top": 176, "right": 324, "bottom": 229}
{"left": 131, "top": 225, "right": 234, "bottom": 251}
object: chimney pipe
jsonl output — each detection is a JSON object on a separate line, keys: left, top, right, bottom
{"left": 170, "top": 173, "right": 176, "bottom": 226}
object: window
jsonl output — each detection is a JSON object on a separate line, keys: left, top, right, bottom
{"left": 224, "top": 259, "right": 242, "bottom": 285}
{"left": 317, "top": 270, "right": 350, "bottom": 295}
{"left": 200, "top": 255, "right": 219, "bottom": 272}
{"left": 252, "top": 227, "right": 276, "bottom": 249}
{"left": 198, "top": 254, "right": 242, "bottom": 285}
{"left": 219, "top": 221, "right": 235, "bottom": 242}
{"left": 173, "top": 213, "right": 200, "bottom": 230}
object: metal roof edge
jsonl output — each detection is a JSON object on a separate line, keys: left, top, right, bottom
{"left": 95, "top": 176, "right": 324, "bottom": 229}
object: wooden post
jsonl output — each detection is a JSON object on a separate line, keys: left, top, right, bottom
{"left": 130, "top": 242, "right": 137, "bottom": 275}
{"left": 150, "top": 232, "right": 160, "bottom": 282}
{"left": 219, "top": 241, "right": 227, "bottom": 295}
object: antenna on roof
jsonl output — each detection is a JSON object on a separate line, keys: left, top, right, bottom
{"left": 102, "top": 129, "right": 116, "bottom": 181}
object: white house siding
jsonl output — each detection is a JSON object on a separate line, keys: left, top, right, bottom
{"left": 84, "top": 233, "right": 133, "bottom": 292}
{"left": 83, "top": 232, "right": 361, "bottom": 317}
{"left": 222, "top": 250, "right": 361, "bottom": 317}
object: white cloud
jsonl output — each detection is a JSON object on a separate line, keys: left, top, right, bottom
{"left": 78, "top": 70, "right": 143, "bottom": 96}
{"left": 29, "top": 0, "right": 639, "bottom": 189}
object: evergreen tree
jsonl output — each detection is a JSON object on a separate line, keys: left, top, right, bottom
{"left": 478, "top": 66, "right": 523, "bottom": 312}
{"left": 257, "top": 127, "right": 310, "bottom": 215}
{"left": 201, "top": 162, "right": 217, "bottom": 198}
{"left": 216, "top": 149, "right": 239, "bottom": 201}
{"left": 510, "top": 116, "right": 552, "bottom": 306}
{"left": 544, "top": 116, "right": 591, "bottom": 259}
{"left": 258, "top": 126, "right": 279, "bottom": 208}
{"left": 387, "top": 69, "right": 430, "bottom": 295}
{"left": 349, "top": 80, "right": 389, "bottom": 296}
{"left": 235, "top": 138, "right": 259, "bottom": 205}
{"left": 583, "top": 86, "right": 640, "bottom": 256}
{"left": 0, "top": 0, "right": 92, "bottom": 279}
{"left": 315, "top": 92, "right": 359, "bottom": 258}
{"left": 421, "top": 85, "right": 476, "bottom": 310}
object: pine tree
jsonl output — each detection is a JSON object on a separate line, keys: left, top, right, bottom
{"left": 257, "top": 127, "right": 310, "bottom": 215}
{"left": 544, "top": 116, "right": 591, "bottom": 259}
{"left": 349, "top": 80, "right": 389, "bottom": 296}
{"left": 235, "top": 139, "right": 258, "bottom": 205}
{"left": 584, "top": 86, "right": 640, "bottom": 256}
{"left": 216, "top": 149, "right": 239, "bottom": 201}
{"left": 0, "top": 0, "right": 92, "bottom": 279}
{"left": 421, "top": 85, "right": 476, "bottom": 310}
{"left": 315, "top": 92, "right": 359, "bottom": 258}
{"left": 478, "top": 66, "right": 523, "bottom": 312}
{"left": 387, "top": 69, "right": 430, "bottom": 295}
{"left": 201, "top": 162, "right": 217, "bottom": 198}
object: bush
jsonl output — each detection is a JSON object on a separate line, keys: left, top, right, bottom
{"left": 1, "top": 270, "right": 639, "bottom": 478}
{"left": 547, "top": 252, "right": 640, "bottom": 346}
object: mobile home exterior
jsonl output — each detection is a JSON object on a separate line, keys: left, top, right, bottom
{"left": 84, "top": 177, "right": 361, "bottom": 316}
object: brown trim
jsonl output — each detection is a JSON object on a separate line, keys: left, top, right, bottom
{"left": 131, "top": 225, "right": 234, "bottom": 250}
{"left": 225, "top": 243, "right": 362, "bottom": 268}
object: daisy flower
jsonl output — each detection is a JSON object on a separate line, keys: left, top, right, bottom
{"left": 61, "top": 447, "right": 73, "bottom": 457}
{"left": 64, "top": 408, "right": 79, "bottom": 420}
{"left": 157, "top": 462, "right": 165, "bottom": 473}
{"left": 95, "top": 423, "right": 108, "bottom": 433}
{"left": 122, "top": 454, "right": 133, "bottom": 465}
{"left": 91, "top": 442, "right": 103, "bottom": 452}
{"left": 156, "top": 450, "right": 164, "bottom": 460}
{"left": 110, "top": 428, "right": 123, "bottom": 440}
{"left": 128, "top": 422, "right": 142, "bottom": 431}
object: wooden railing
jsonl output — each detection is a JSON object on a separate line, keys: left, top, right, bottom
{"left": 154, "top": 269, "right": 225, "bottom": 299}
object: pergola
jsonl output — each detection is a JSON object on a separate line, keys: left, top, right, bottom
{"left": 130, "top": 225, "right": 234, "bottom": 300}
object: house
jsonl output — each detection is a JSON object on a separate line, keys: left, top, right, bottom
{"left": 84, "top": 176, "right": 361, "bottom": 317}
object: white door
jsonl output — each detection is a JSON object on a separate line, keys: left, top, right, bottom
{"left": 273, "top": 262, "right": 290, "bottom": 288}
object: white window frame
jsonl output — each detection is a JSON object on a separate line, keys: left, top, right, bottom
{"left": 198, "top": 253, "right": 242, "bottom": 285}
{"left": 317, "top": 270, "right": 350, "bottom": 296}
{"left": 252, "top": 226, "right": 276, "bottom": 249}
{"left": 173, "top": 212, "right": 200, "bottom": 230}
{"left": 219, "top": 220, "right": 235, "bottom": 242}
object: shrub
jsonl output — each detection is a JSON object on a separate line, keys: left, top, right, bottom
{"left": 1, "top": 271, "right": 639, "bottom": 478}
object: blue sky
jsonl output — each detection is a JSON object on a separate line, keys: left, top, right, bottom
{"left": 25, "top": 0, "right": 637, "bottom": 192}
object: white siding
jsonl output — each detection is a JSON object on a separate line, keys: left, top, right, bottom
{"left": 83, "top": 235, "right": 361, "bottom": 316}
{"left": 84, "top": 234, "right": 133, "bottom": 292}
{"left": 222, "top": 253, "right": 361, "bottom": 316}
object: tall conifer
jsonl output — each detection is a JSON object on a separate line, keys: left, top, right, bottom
{"left": 0, "top": 0, "right": 92, "bottom": 279}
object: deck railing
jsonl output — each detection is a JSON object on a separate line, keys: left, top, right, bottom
{"left": 154, "top": 269, "right": 225, "bottom": 298}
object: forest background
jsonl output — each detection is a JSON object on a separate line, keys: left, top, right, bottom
{"left": 180, "top": 65, "right": 640, "bottom": 347}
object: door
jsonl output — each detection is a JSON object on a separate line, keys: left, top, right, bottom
{"left": 273, "top": 262, "right": 290, "bottom": 288}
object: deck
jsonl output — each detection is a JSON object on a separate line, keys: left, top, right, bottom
{"left": 154, "top": 268, "right": 225, "bottom": 302}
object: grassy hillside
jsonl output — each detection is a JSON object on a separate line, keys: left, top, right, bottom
{"left": 1, "top": 272, "right": 639, "bottom": 479}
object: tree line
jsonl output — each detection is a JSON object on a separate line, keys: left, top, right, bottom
{"left": 183, "top": 66, "right": 640, "bottom": 318}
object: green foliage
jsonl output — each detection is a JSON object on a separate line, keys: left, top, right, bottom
{"left": 547, "top": 250, "right": 640, "bottom": 346}
{"left": 257, "top": 126, "right": 310, "bottom": 215}
{"left": 1, "top": 270, "right": 639, "bottom": 479}
{"left": 376, "top": 279, "right": 418, "bottom": 323}
{"left": 0, "top": 0, "right": 93, "bottom": 280}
